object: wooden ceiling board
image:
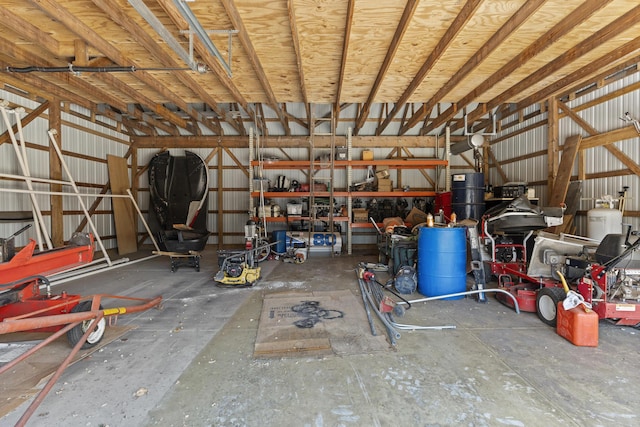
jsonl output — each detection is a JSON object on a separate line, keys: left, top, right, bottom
{"left": 186, "top": 0, "right": 266, "bottom": 102}
{"left": 293, "top": 0, "right": 348, "bottom": 103}
{"left": 0, "top": 1, "right": 79, "bottom": 58}
{"left": 0, "top": 0, "right": 637, "bottom": 136}
{"left": 509, "top": 28, "right": 640, "bottom": 103}
{"left": 478, "top": 1, "right": 640, "bottom": 102}
{"left": 376, "top": 1, "right": 465, "bottom": 103}
{"left": 234, "top": 0, "right": 303, "bottom": 103}
{"left": 339, "top": 0, "right": 406, "bottom": 102}
{"left": 408, "top": 0, "right": 528, "bottom": 103}
{"left": 444, "top": 0, "right": 586, "bottom": 102}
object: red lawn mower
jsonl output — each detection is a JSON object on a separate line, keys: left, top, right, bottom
{"left": 482, "top": 197, "right": 640, "bottom": 327}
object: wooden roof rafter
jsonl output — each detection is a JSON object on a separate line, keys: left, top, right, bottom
{"left": 31, "top": 0, "right": 208, "bottom": 135}
{"left": 397, "top": 0, "right": 548, "bottom": 136}
{"left": 419, "top": 0, "right": 615, "bottom": 136}
{"left": 353, "top": 0, "right": 418, "bottom": 136}
{"left": 476, "top": 55, "right": 640, "bottom": 144}
{"left": 90, "top": 0, "right": 226, "bottom": 135}
{"left": 375, "top": 0, "right": 483, "bottom": 136}
{"left": 287, "top": 0, "right": 309, "bottom": 123}
{"left": 154, "top": 0, "right": 259, "bottom": 134}
{"left": 0, "top": 5, "right": 59, "bottom": 54}
{"left": 451, "top": 2, "right": 640, "bottom": 134}
{"left": 335, "top": 0, "right": 355, "bottom": 114}
{"left": 219, "top": 0, "right": 288, "bottom": 133}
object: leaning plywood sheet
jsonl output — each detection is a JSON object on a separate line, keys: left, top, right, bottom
{"left": 254, "top": 290, "right": 390, "bottom": 358}
{"left": 107, "top": 155, "right": 137, "bottom": 255}
{"left": 549, "top": 135, "right": 582, "bottom": 207}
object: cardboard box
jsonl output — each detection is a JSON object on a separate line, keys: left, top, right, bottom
{"left": 361, "top": 150, "right": 374, "bottom": 161}
{"left": 377, "top": 178, "right": 392, "bottom": 191}
{"left": 352, "top": 208, "right": 369, "bottom": 222}
{"left": 375, "top": 169, "right": 390, "bottom": 179}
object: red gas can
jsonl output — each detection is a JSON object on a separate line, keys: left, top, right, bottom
{"left": 556, "top": 302, "right": 599, "bottom": 347}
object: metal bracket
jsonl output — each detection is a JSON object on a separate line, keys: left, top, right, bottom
{"left": 174, "top": 0, "right": 238, "bottom": 77}
{"left": 464, "top": 108, "right": 498, "bottom": 136}
{"left": 180, "top": 28, "right": 239, "bottom": 76}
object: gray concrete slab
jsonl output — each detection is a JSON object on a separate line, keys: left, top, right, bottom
{"left": 2, "top": 251, "right": 640, "bottom": 427}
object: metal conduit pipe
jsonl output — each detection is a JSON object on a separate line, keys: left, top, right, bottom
{"left": 356, "top": 277, "right": 377, "bottom": 336}
{"left": 398, "top": 288, "right": 521, "bottom": 314}
{"left": 361, "top": 281, "right": 400, "bottom": 344}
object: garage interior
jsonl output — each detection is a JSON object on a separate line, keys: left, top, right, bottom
{"left": 1, "top": 1, "right": 640, "bottom": 426}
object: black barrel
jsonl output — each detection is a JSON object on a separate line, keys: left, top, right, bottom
{"left": 451, "top": 172, "right": 485, "bottom": 221}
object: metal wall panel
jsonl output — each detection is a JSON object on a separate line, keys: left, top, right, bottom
{"left": 0, "top": 91, "right": 130, "bottom": 248}
{"left": 490, "top": 73, "right": 640, "bottom": 236}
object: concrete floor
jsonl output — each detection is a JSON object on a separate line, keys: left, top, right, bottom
{"left": 1, "top": 248, "right": 640, "bottom": 426}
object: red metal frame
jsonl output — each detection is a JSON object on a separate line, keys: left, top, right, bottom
{"left": 577, "top": 264, "right": 640, "bottom": 326}
{"left": 0, "top": 292, "right": 163, "bottom": 427}
{"left": 0, "top": 277, "right": 82, "bottom": 332}
{"left": 0, "top": 235, "right": 95, "bottom": 282}
{"left": 485, "top": 225, "right": 561, "bottom": 313}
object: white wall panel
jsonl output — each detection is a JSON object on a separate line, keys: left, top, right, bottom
{"left": 0, "top": 91, "right": 130, "bottom": 248}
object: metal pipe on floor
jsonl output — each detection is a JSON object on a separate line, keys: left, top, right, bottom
{"left": 361, "top": 279, "right": 400, "bottom": 343}
{"left": 398, "top": 289, "right": 521, "bottom": 314}
{"left": 357, "top": 276, "right": 377, "bottom": 336}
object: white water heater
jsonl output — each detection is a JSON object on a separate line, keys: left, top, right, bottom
{"left": 587, "top": 208, "right": 622, "bottom": 241}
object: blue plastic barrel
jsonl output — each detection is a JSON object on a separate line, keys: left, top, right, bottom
{"left": 417, "top": 227, "right": 467, "bottom": 300}
{"left": 273, "top": 230, "right": 287, "bottom": 253}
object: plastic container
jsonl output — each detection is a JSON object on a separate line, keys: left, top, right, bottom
{"left": 435, "top": 192, "right": 452, "bottom": 218}
{"left": 587, "top": 208, "right": 622, "bottom": 241}
{"left": 273, "top": 230, "right": 287, "bottom": 253}
{"left": 417, "top": 227, "right": 467, "bottom": 300}
{"left": 556, "top": 302, "right": 599, "bottom": 347}
{"left": 451, "top": 173, "right": 485, "bottom": 221}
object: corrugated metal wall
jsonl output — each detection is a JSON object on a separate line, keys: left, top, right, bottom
{"left": 489, "top": 73, "right": 640, "bottom": 237}
{"left": 5, "top": 73, "right": 638, "bottom": 252}
{"left": 0, "top": 91, "right": 129, "bottom": 250}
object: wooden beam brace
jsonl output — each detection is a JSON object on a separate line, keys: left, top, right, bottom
{"left": 547, "top": 97, "right": 559, "bottom": 193}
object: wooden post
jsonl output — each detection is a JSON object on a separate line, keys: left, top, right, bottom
{"left": 49, "top": 100, "right": 64, "bottom": 247}
{"left": 547, "top": 97, "right": 559, "bottom": 203}
{"left": 217, "top": 147, "right": 223, "bottom": 249}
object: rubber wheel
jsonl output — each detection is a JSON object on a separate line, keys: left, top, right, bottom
{"left": 536, "top": 287, "right": 566, "bottom": 327}
{"left": 67, "top": 301, "right": 106, "bottom": 349}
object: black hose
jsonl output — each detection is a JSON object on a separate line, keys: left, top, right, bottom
{"left": 6, "top": 65, "right": 136, "bottom": 73}
{"left": 373, "top": 278, "right": 412, "bottom": 309}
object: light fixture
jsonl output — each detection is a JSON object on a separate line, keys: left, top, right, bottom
{"left": 450, "top": 133, "right": 484, "bottom": 155}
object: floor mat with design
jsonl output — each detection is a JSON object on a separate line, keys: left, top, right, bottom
{"left": 254, "top": 290, "right": 390, "bottom": 358}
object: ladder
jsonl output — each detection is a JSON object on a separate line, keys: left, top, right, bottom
{"left": 309, "top": 104, "right": 336, "bottom": 256}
